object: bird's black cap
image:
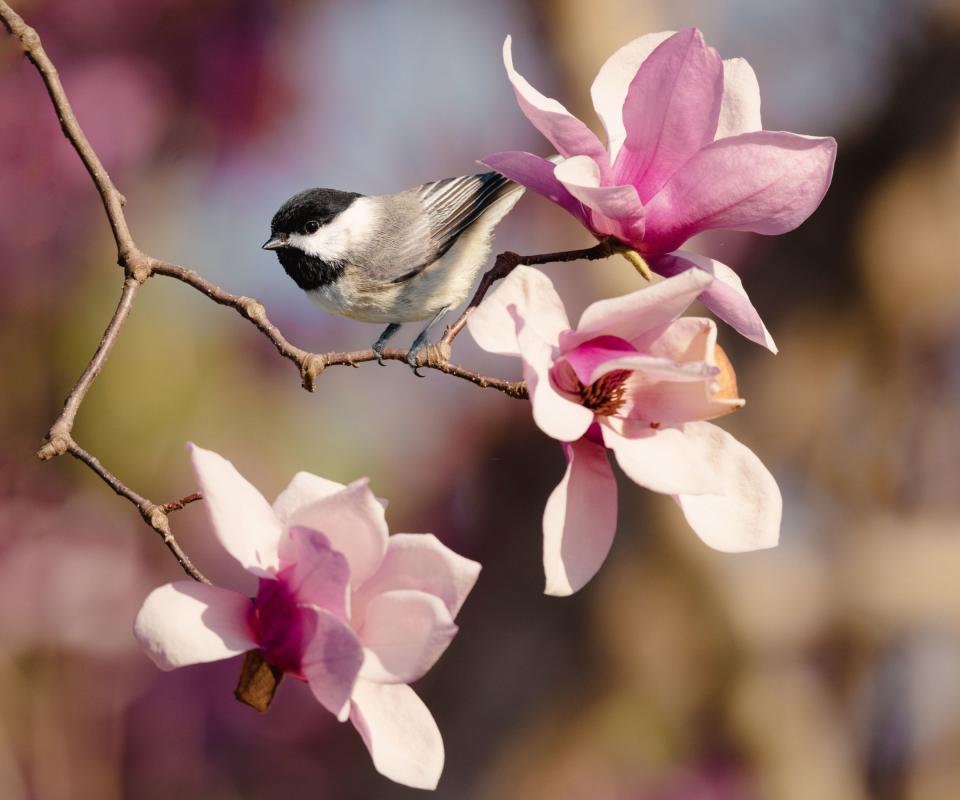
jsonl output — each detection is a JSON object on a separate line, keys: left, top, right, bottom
{"left": 270, "top": 187, "right": 363, "bottom": 236}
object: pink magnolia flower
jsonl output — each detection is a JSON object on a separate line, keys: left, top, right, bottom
{"left": 134, "top": 445, "right": 480, "bottom": 790}
{"left": 468, "top": 267, "right": 781, "bottom": 596}
{"left": 483, "top": 29, "right": 838, "bottom": 353}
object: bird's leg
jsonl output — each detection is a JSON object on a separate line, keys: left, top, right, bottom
{"left": 406, "top": 307, "right": 450, "bottom": 376}
{"left": 372, "top": 323, "right": 402, "bottom": 366}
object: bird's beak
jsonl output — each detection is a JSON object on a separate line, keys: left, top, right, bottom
{"left": 262, "top": 235, "right": 288, "bottom": 251}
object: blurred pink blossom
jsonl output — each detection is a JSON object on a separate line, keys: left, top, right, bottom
{"left": 469, "top": 267, "right": 781, "bottom": 596}
{"left": 135, "top": 445, "right": 480, "bottom": 790}
{"left": 483, "top": 29, "right": 837, "bottom": 352}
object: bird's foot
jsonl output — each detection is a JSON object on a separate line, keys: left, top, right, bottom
{"left": 372, "top": 323, "right": 401, "bottom": 366}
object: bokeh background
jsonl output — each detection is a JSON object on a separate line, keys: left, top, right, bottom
{"left": 2, "top": 0, "right": 960, "bottom": 797}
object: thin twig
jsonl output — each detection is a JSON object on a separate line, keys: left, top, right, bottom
{"left": 159, "top": 492, "right": 203, "bottom": 514}
{"left": 441, "top": 240, "right": 617, "bottom": 345}
{"left": 66, "top": 440, "right": 209, "bottom": 583}
{"left": 38, "top": 277, "right": 141, "bottom": 460}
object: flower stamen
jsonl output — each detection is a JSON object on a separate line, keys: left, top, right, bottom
{"left": 577, "top": 370, "right": 631, "bottom": 416}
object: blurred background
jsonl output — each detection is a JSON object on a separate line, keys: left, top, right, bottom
{"left": 2, "top": 0, "right": 960, "bottom": 797}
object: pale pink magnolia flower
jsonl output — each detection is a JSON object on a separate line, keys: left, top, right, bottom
{"left": 483, "top": 28, "right": 838, "bottom": 353}
{"left": 134, "top": 445, "right": 480, "bottom": 790}
{"left": 468, "top": 267, "right": 781, "bottom": 596}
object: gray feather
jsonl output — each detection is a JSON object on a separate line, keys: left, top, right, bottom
{"left": 358, "top": 172, "right": 521, "bottom": 284}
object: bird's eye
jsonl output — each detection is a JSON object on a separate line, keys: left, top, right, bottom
{"left": 304, "top": 220, "right": 321, "bottom": 234}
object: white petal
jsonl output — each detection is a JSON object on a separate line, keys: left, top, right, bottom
{"left": 282, "top": 478, "right": 389, "bottom": 588}
{"left": 358, "top": 591, "right": 457, "bottom": 684}
{"left": 569, "top": 268, "right": 714, "bottom": 348}
{"left": 716, "top": 58, "right": 762, "bottom": 140}
{"left": 351, "top": 533, "right": 480, "bottom": 623}
{"left": 602, "top": 423, "right": 722, "bottom": 496}
{"left": 543, "top": 438, "right": 618, "bottom": 596}
{"left": 590, "top": 31, "right": 675, "bottom": 161}
{"left": 350, "top": 680, "right": 444, "bottom": 790}
{"left": 272, "top": 472, "right": 347, "bottom": 522}
{"left": 134, "top": 582, "right": 255, "bottom": 671}
{"left": 189, "top": 444, "right": 283, "bottom": 577}
{"left": 468, "top": 265, "right": 570, "bottom": 356}
{"left": 518, "top": 321, "right": 594, "bottom": 442}
{"left": 675, "top": 422, "right": 781, "bottom": 551}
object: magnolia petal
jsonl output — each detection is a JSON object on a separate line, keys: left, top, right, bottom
{"left": 518, "top": 320, "right": 595, "bottom": 442}
{"left": 273, "top": 472, "right": 347, "bottom": 522}
{"left": 590, "top": 30, "right": 675, "bottom": 161}
{"left": 502, "top": 36, "right": 609, "bottom": 168}
{"left": 543, "top": 437, "right": 618, "bottom": 596}
{"left": 602, "top": 423, "right": 722, "bottom": 496}
{"left": 189, "top": 445, "right": 284, "bottom": 577}
{"left": 653, "top": 251, "right": 778, "bottom": 352}
{"left": 644, "top": 131, "right": 838, "bottom": 254}
{"left": 674, "top": 422, "right": 781, "bottom": 551}
{"left": 358, "top": 590, "right": 457, "bottom": 684}
{"left": 614, "top": 28, "right": 724, "bottom": 202}
{"left": 301, "top": 607, "right": 365, "bottom": 720}
{"left": 467, "top": 265, "right": 570, "bottom": 356}
{"left": 716, "top": 57, "right": 762, "bottom": 139}
{"left": 134, "top": 582, "right": 255, "bottom": 671}
{"left": 567, "top": 268, "right": 713, "bottom": 349}
{"left": 351, "top": 533, "right": 480, "bottom": 625}
{"left": 282, "top": 527, "right": 351, "bottom": 618}
{"left": 480, "top": 151, "right": 589, "bottom": 225}
{"left": 554, "top": 156, "right": 645, "bottom": 241}
{"left": 350, "top": 680, "right": 444, "bottom": 790}
{"left": 281, "top": 478, "right": 388, "bottom": 589}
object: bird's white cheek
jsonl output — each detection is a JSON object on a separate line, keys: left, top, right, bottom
{"left": 288, "top": 229, "right": 346, "bottom": 261}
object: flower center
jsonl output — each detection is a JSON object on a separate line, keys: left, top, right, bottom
{"left": 576, "top": 369, "right": 632, "bottom": 416}
{"left": 250, "top": 574, "right": 310, "bottom": 678}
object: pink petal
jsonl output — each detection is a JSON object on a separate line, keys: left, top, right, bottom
{"left": 301, "top": 607, "right": 365, "bottom": 720}
{"left": 590, "top": 31, "right": 675, "bottom": 160}
{"left": 618, "top": 318, "right": 744, "bottom": 424}
{"left": 613, "top": 28, "right": 724, "bottom": 202}
{"left": 467, "top": 265, "right": 571, "bottom": 357}
{"left": 542, "top": 437, "right": 618, "bottom": 596}
{"left": 517, "top": 318, "right": 595, "bottom": 442}
{"left": 602, "top": 422, "right": 722, "bottom": 495}
{"left": 351, "top": 533, "right": 480, "bottom": 624}
{"left": 134, "top": 581, "right": 255, "bottom": 671}
{"left": 279, "top": 478, "right": 389, "bottom": 589}
{"left": 272, "top": 471, "right": 347, "bottom": 522}
{"left": 560, "top": 334, "right": 637, "bottom": 385}
{"left": 349, "top": 680, "right": 444, "bottom": 790}
{"left": 652, "top": 251, "right": 778, "bottom": 352}
{"left": 716, "top": 57, "right": 762, "bottom": 140}
{"left": 480, "top": 151, "right": 589, "bottom": 225}
{"left": 281, "top": 527, "right": 351, "bottom": 618}
{"left": 566, "top": 268, "right": 713, "bottom": 350}
{"left": 502, "top": 36, "right": 609, "bottom": 169}
{"left": 673, "top": 422, "right": 781, "bottom": 551}
{"left": 643, "top": 131, "right": 838, "bottom": 254}
{"left": 358, "top": 590, "right": 457, "bottom": 684}
{"left": 189, "top": 444, "right": 284, "bottom": 577}
{"left": 554, "top": 156, "right": 645, "bottom": 241}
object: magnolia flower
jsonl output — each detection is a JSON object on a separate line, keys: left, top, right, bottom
{"left": 134, "top": 445, "right": 480, "bottom": 790}
{"left": 468, "top": 267, "right": 781, "bottom": 596}
{"left": 483, "top": 28, "right": 838, "bottom": 353}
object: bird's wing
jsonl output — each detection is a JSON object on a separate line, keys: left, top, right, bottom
{"left": 367, "top": 172, "right": 521, "bottom": 284}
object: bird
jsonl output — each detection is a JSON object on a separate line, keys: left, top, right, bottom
{"left": 262, "top": 171, "right": 524, "bottom": 372}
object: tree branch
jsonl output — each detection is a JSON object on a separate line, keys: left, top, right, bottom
{"left": 2, "top": 0, "right": 616, "bottom": 581}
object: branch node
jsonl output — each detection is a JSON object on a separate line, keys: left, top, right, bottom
{"left": 239, "top": 297, "right": 267, "bottom": 325}
{"left": 37, "top": 431, "right": 70, "bottom": 460}
{"left": 140, "top": 502, "right": 171, "bottom": 535}
{"left": 122, "top": 249, "right": 153, "bottom": 283}
{"left": 301, "top": 354, "right": 326, "bottom": 391}
{"left": 417, "top": 341, "right": 452, "bottom": 367}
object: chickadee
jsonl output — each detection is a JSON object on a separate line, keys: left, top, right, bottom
{"left": 263, "top": 171, "right": 524, "bottom": 369}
